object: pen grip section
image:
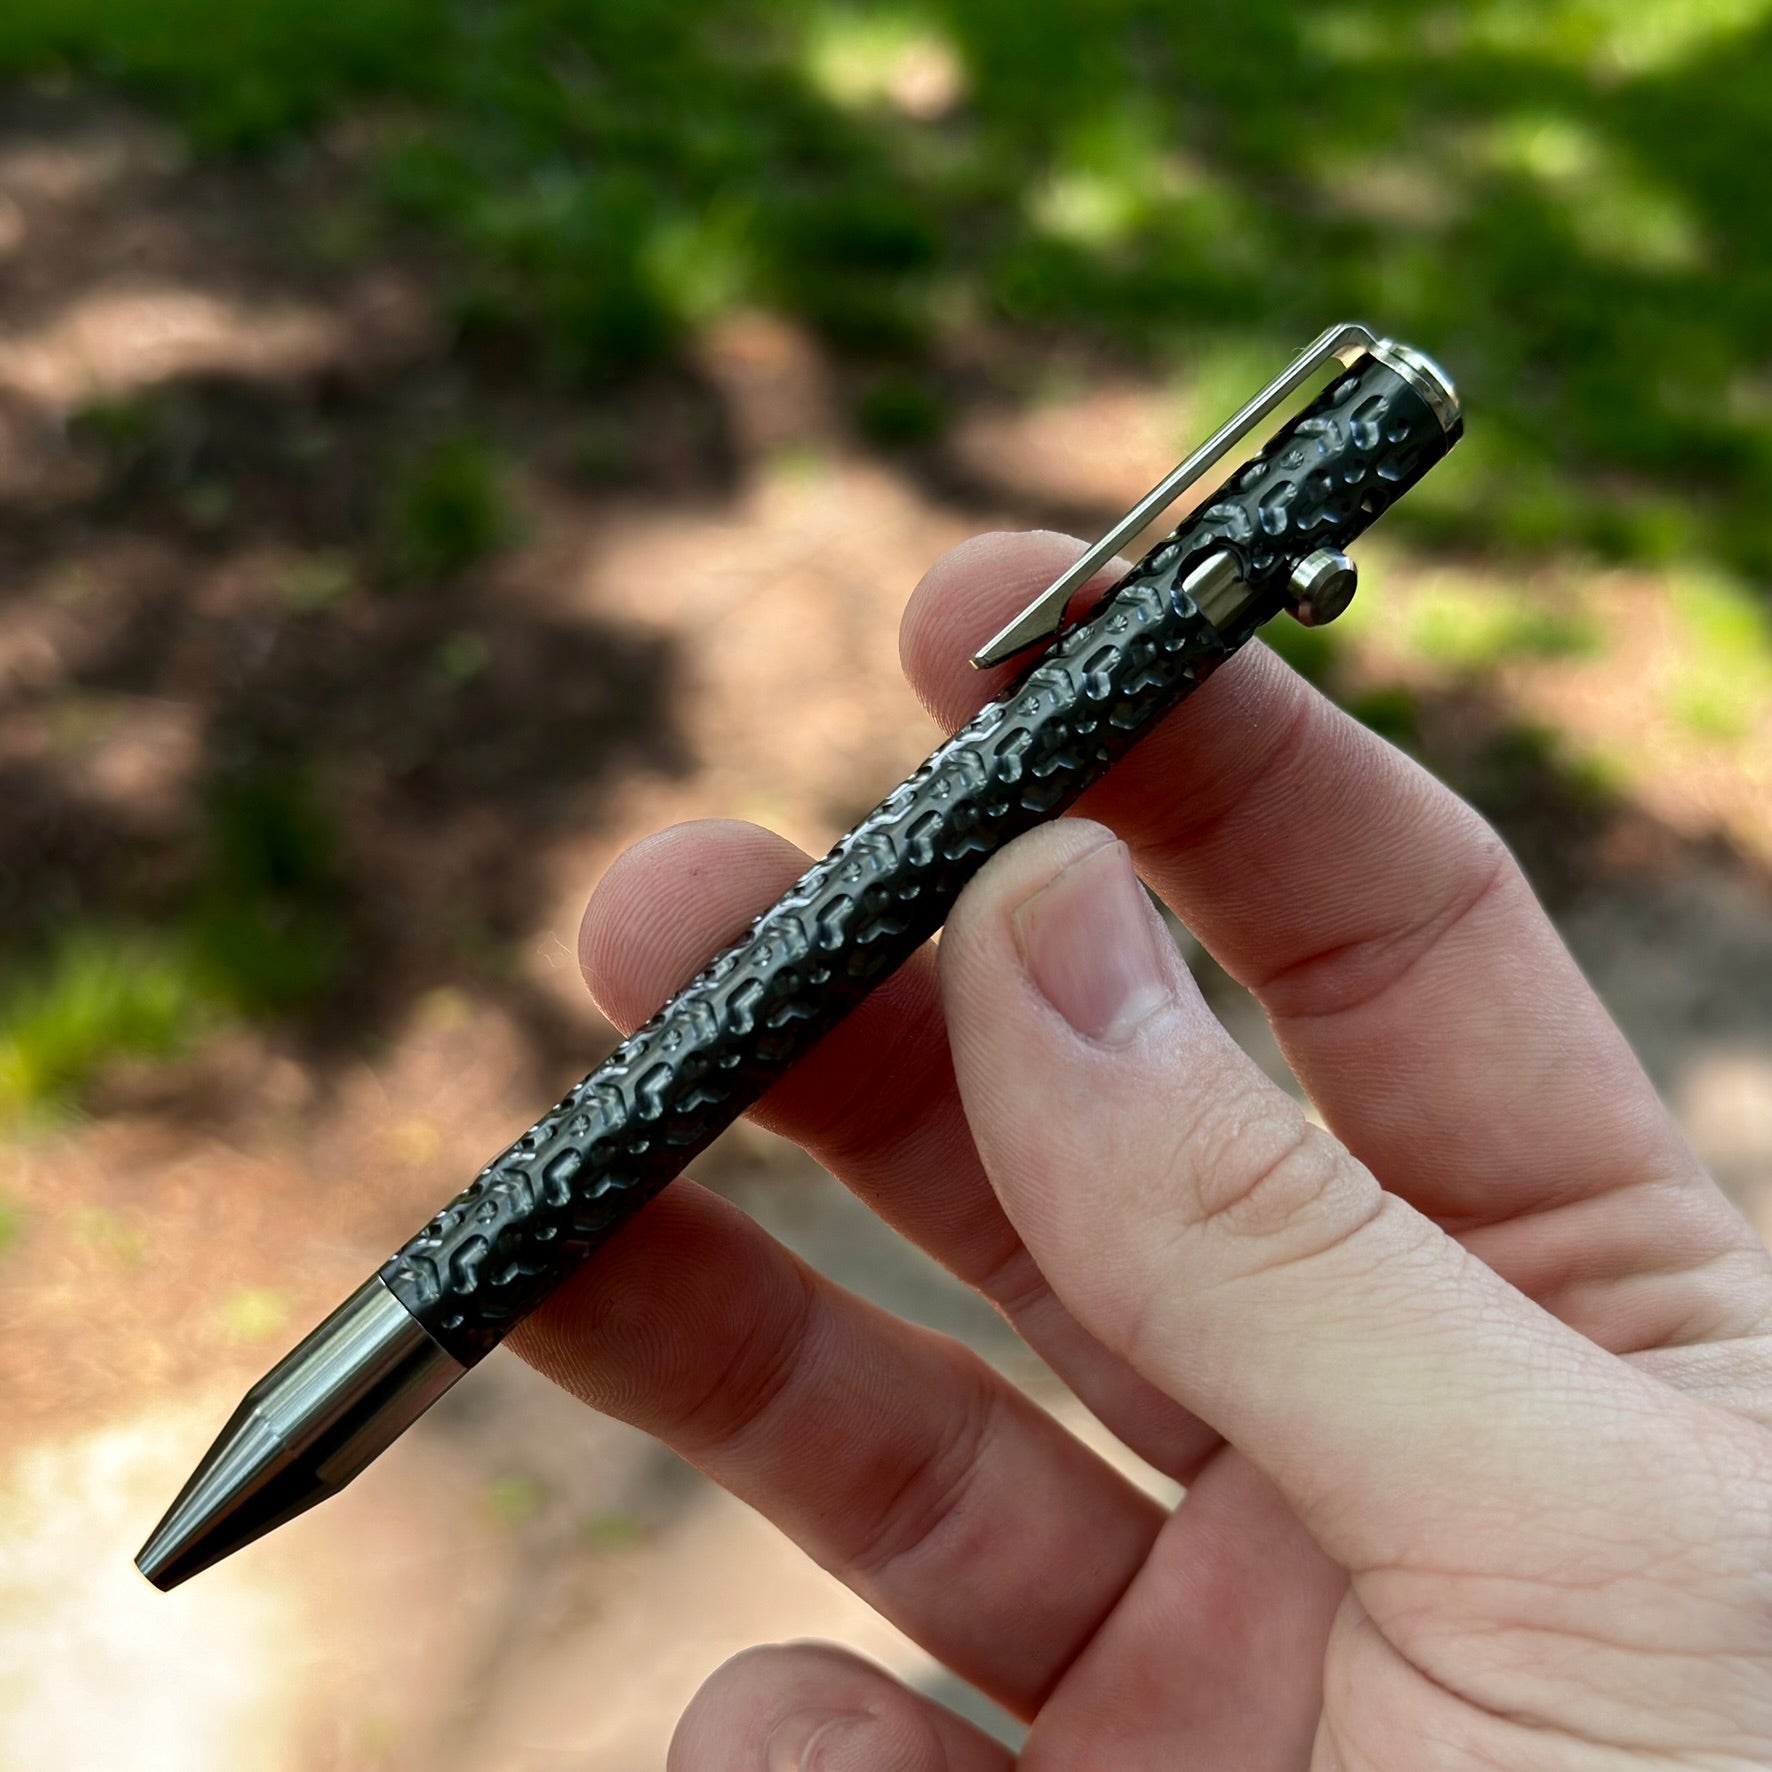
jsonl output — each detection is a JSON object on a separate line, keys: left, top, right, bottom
{"left": 382, "top": 352, "right": 1455, "bottom": 1365}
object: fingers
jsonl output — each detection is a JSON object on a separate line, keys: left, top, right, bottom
{"left": 668, "top": 1643, "right": 1014, "bottom": 1772}
{"left": 579, "top": 817, "right": 1221, "bottom": 1484}
{"left": 903, "top": 532, "right": 1771, "bottom": 1352}
{"left": 938, "top": 820, "right": 1724, "bottom": 1576}
{"left": 511, "top": 1175, "right": 1163, "bottom": 1715}
{"left": 1031, "top": 1449, "right": 1343, "bottom": 1769}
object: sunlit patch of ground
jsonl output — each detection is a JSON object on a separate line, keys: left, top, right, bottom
{"left": 0, "top": 1400, "right": 301, "bottom": 1772}
{"left": 0, "top": 285, "right": 340, "bottom": 408}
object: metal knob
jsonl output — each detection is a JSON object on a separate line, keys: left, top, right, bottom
{"left": 1288, "top": 547, "right": 1358, "bottom": 627}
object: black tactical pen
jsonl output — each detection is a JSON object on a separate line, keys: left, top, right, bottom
{"left": 138, "top": 323, "right": 1462, "bottom": 1589}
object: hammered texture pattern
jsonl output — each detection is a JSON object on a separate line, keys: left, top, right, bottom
{"left": 383, "top": 360, "right": 1453, "bottom": 1363}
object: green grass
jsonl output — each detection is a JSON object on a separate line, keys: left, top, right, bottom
{"left": 0, "top": 0, "right": 441, "bottom": 151}
{"left": 1405, "top": 577, "right": 1601, "bottom": 673}
{"left": 854, "top": 370, "right": 951, "bottom": 446}
{"left": 485, "top": 1473, "right": 548, "bottom": 1527}
{"left": 1346, "top": 683, "right": 1424, "bottom": 749}
{"left": 4, "top": 0, "right": 1772, "bottom": 589}
{"left": 390, "top": 436, "right": 515, "bottom": 583}
{"left": 0, "top": 769, "right": 351, "bottom": 1122}
{"left": 1665, "top": 571, "right": 1772, "bottom": 741}
{"left": 0, "top": 931, "right": 208, "bottom": 1122}
{"left": 186, "top": 770, "right": 350, "bottom": 1017}
{"left": 1262, "top": 613, "right": 1339, "bottom": 687}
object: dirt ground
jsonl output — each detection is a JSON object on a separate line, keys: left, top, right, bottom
{"left": 2, "top": 95, "right": 1770, "bottom": 1772}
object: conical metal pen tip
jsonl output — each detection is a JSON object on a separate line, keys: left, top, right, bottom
{"left": 135, "top": 1276, "right": 464, "bottom": 1590}
{"left": 136, "top": 1404, "right": 289, "bottom": 1591}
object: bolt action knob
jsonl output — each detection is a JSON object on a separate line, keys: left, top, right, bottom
{"left": 1288, "top": 547, "right": 1359, "bottom": 627}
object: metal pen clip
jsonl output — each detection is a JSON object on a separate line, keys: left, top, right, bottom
{"left": 970, "top": 320, "right": 1438, "bottom": 669}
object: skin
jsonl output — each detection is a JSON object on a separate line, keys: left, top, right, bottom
{"left": 508, "top": 530, "right": 1772, "bottom": 1770}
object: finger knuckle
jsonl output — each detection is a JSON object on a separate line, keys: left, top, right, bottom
{"left": 842, "top": 1360, "right": 1001, "bottom": 1584}
{"left": 1184, "top": 1102, "right": 1370, "bottom": 1255}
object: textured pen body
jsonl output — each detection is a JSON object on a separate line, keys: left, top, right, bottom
{"left": 385, "top": 557, "right": 1248, "bottom": 1360}
{"left": 383, "top": 353, "right": 1457, "bottom": 1366}
{"left": 139, "top": 344, "right": 1459, "bottom": 1587}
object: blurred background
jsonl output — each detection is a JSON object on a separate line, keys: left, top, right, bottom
{"left": 1, "top": 1, "right": 1769, "bottom": 1766}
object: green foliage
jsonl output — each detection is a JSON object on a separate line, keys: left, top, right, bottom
{"left": 1346, "top": 684, "right": 1423, "bottom": 749}
{"left": 70, "top": 396, "right": 153, "bottom": 457}
{"left": 1460, "top": 719, "right": 1571, "bottom": 817}
{"left": 7, "top": 0, "right": 1772, "bottom": 595}
{"left": 485, "top": 1473, "right": 548, "bottom": 1527}
{"left": 390, "top": 436, "right": 514, "bottom": 582}
{"left": 854, "top": 371, "right": 950, "bottom": 445}
{"left": 0, "top": 769, "right": 352, "bottom": 1120}
{"left": 0, "top": 0, "right": 440, "bottom": 150}
{"left": 187, "top": 770, "right": 349, "bottom": 1017}
{"left": 1406, "top": 578, "right": 1601, "bottom": 673}
{"left": 1665, "top": 572, "right": 1772, "bottom": 741}
{"left": 0, "top": 930, "right": 206, "bottom": 1121}
{"left": 1262, "top": 614, "right": 1339, "bottom": 686}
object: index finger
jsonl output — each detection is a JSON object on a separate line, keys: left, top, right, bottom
{"left": 903, "top": 531, "right": 1767, "bottom": 1354}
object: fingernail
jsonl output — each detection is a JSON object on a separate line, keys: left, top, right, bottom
{"left": 1013, "top": 840, "right": 1173, "bottom": 1045}
{"left": 766, "top": 1711, "right": 874, "bottom": 1772}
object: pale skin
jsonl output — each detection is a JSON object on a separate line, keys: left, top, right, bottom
{"left": 509, "top": 530, "right": 1772, "bottom": 1770}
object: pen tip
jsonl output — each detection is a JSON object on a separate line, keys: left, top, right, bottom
{"left": 132, "top": 1276, "right": 466, "bottom": 1591}
{"left": 134, "top": 1401, "right": 298, "bottom": 1591}
{"left": 134, "top": 1538, "right": 180, "bottom": 1593}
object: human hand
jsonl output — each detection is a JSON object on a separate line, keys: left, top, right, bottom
{"left": 511, "top": 530, "right": 1772, "bottom": 1769}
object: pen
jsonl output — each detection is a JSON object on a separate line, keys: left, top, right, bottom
{"left": 138, "top": 323, "right": 1462, "bottom": 1590}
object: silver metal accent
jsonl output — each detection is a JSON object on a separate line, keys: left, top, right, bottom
{"left": 969, "top": 321, "right": 1383, "bottom": 669}
{"left": 1186, "top": 550, "right": 1251, "bottom": 631}
{"left": 1367, "top": 339, "right": 1460, "bottom": 435}
{"left": 1288, "top": 547, "right": 1359, "bottom": 627}
{"left": 136, "top": 1276, "right": 464, "bottom": 1591}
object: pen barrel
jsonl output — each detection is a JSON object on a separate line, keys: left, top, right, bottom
{"left": 382, "top": 352, "right": 1457, "bottom": 1364}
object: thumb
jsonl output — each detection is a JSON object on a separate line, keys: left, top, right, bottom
{"left": 938, "top": 820, "right": 1701, "bottom": 1577}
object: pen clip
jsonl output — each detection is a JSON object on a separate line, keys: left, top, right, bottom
{"left": 968, "top": 320, "right": 1382, "bottom": 669}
